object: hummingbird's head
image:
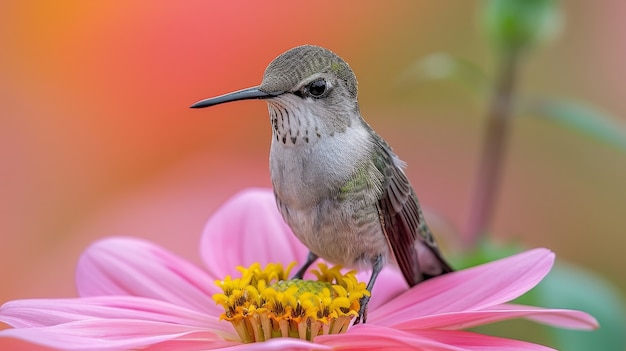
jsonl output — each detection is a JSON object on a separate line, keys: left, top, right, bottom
{"left": 259, "top": 45, "right": 357, "bottom": 102}
{"left": 191, "top": 45, "right": 361, "bottom": 139}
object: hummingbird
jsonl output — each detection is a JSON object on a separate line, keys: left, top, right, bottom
{"left": 191, "top": 45, "right": 452, "bottom": 324}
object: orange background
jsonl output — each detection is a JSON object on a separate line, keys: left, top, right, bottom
{"left": 1, "top": 2, "right": 625, "bottom": 349}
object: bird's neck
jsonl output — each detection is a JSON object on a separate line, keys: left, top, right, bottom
{"left": 268, "top": 105, "right": 357, "bottom": 147}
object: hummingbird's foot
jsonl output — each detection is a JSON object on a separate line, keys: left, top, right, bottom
{"left": 353, "top": 295, "right": 370, "bottom": 325}
{"left": 354, "top": 254, "right": 382, "bottom": 325}
{"left": 291, "top": 251, "right": 319, "bottom": 280}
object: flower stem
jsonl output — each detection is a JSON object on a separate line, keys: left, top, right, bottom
{"left": 463, "top": 50, "right": 520, "bottom": 248}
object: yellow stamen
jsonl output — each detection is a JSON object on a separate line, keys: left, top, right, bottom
{"left": 213, "top": 262, "right": 369, "bottom": 343}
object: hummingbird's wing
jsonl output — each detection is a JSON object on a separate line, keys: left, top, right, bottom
{"left": 375, "top": 143, "right": 453, "bottom": 287}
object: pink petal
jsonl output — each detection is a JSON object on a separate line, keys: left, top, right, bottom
{"left": 491, "top": 303, "right": 598, "bottom": 330}
{"left": 142, "top": 331, "right": 240, "bottom": 351}
{"left": 415, "top": 329, "right": 558, "bottom": 351}
{"left": 76, "top": 237, "right": 221, "bottom": 315}
{"left": 0, "top": 296, "right": 234, "bottom": 338}
{"left": 324, "top": 327, "right": 557, "bottom": 350}
{"left": 370, "top": 248, "right": 554, "bottom": 325}
{"left": 201, "top": 338, "right": 331, "bottom": 351}
{"left": 144, "top": 335, "right": 330, "bottom": 351}
{"left": 356, "top": 266, "right": 408, "bottom": 310}
{"left": 389, "top": 304, "right": 598, "bottom": 331}
{"left": 0, "top": 319, "right": 223, "bottom": 351}
{"left": 318, "top": 324, "right": 469, "bottom": 350}
{"left": 200, "top": 188, "right": 309, "bottom": 279}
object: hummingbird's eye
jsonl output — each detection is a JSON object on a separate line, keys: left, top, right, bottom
{"left": 307, "top": 79, "right": 327, "bottom": 97}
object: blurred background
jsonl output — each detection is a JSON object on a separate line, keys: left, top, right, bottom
{"left": 1, "top": 1, "right": 624, "bottom": 350}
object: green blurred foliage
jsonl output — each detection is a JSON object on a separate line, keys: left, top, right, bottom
{"left": 524, "top": 97, "right": 626, "bottom": 152}
{"left": 442, "top": 1, "right": 626, "bottom": 349}
{"left": 398, "top": 53, "right": 489, "bottom": 95}
{"left": 481, "top": 0, "right": 563, "bottom": 52}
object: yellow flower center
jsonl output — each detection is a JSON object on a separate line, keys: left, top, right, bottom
{"left": 212, "top": 262, "right": 370, "bottom": 343}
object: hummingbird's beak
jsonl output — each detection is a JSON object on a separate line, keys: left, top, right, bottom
{"left": 190, "top": 87, "right": 283, "bottom": 108}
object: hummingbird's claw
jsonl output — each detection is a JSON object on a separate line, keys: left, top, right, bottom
{"left": 291, "top": 251, "right": 319, "bottom": 280}
{"left": 353, "top": 295, "right": 370, "bottom": 325}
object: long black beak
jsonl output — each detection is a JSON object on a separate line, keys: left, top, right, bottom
{"left": 190, "top": 87, "right": 282, "bottom": 108}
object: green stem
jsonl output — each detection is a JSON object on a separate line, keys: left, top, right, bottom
{"left": 463, "top": 50, "right": 520, "bottom": 248}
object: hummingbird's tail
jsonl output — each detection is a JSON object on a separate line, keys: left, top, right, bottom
{"left": 413, "top": 224, "right": 454, "bottom": 283}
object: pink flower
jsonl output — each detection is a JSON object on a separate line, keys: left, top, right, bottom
{"left": 0, "top": 188, "right": 597, "bottom": 350}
